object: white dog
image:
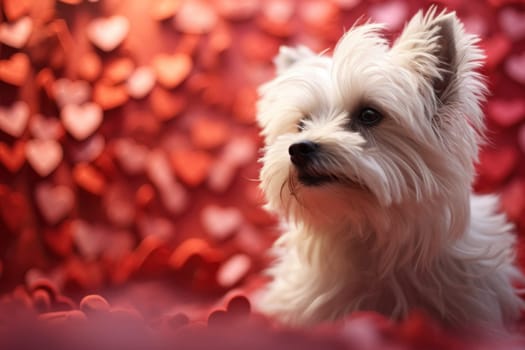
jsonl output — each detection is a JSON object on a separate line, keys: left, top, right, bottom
{"left": 255, "top": 8, "right": 524, "bottom": 332}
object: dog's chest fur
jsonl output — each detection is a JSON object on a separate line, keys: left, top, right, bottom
{"left": 258, "top": 195, "right": 522, "bottom": 329}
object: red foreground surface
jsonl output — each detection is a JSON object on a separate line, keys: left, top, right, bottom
{"left": 1, "top": 0, "right": 525, "bottom": 348}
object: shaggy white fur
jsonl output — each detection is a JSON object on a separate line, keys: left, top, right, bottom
{"left": 255, "top": 8, "right": 524, "bottom": 332}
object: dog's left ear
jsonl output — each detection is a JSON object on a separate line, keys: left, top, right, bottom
{"left": 274, "top": 45, "right": 315, "bottom": 74}
{"left": 391, "top": 8, "right": 462, "bottom": 104}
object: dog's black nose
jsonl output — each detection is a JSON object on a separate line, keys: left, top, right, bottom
{"left": 289, "top": 141, "right": 319, "bottom": 166}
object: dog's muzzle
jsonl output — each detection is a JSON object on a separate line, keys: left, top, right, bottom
{"left": 289, "top": 141, "right": 333, "bottom": 185}
{"left": 288, "top": 141, "right": 319, "bottom": 167}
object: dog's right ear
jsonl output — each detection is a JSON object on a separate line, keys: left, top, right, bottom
{"left": 274, "top": 45, "right": 315, "bottom": 74}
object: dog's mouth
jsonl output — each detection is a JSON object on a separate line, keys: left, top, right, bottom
{"left": 297, "top": 171, "right": 338, "bottom": 186}
{"left": 294, "top": 168, "right": 366, "bottom": 190}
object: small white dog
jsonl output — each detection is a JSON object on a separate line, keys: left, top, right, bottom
{"left": 256, "top": 8, "right": 524, "bottom": 331}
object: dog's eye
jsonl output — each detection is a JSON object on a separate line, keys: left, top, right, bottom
{"left": 356, "top": 108, "right": 383, "bottom": 127}
{"left": 297, "top": 119, "right": 306, "bottom": 132}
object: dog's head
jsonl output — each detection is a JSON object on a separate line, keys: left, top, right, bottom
{"left": 257, "top": 8, "right": 486, "bottom": 228}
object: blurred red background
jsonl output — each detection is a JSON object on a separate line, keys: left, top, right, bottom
{"left": 1, "top": 0, "right": 525, "bottom": 348}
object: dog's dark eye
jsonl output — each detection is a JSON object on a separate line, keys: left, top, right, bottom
{"left": 356, "top": 108, "right": 383, "bottom": 127}
{"left": 297, "top": 119, "right": 306, "bottom": 132}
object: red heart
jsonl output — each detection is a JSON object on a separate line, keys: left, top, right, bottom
{"left": 3, "top": 0, "right": 30, "bottom": 21}
{"left": 150, "top": 0, "right": 182, "bottom": 21}
{"left": 215, "top": 0, "right": 258, "bottom": 21}
{"left": 190, "top": 117, "right": 230, "bottom": 150}
{"left": 0, "top": 140, "right": 26, "bottom": 172}
{"left": 168, "top": 238, "right": 224, "bottom": 270}
{"left": 0, "top": 100, "right": 29, "bottom": 137}
{"left": 61, "top": 103, "right": 103, "bottom": 140}
{"left": 43, "top": 224, "right": 73, "bottom": 257}
{"left": 232, "top": 87, "right": 257, "bottom": 124}
{"left": 87, "top": 16, "right": 129, "bottom": 52}
{"left": 170, "top": 149, "right": 213, "bottom": 187}
{"left": 78, "top": 52, "right": 102, "bottom": 82}
{"left": 153, "top": 53, "right": 193, "bottom": 89}
{"left": 35, "top": 182, "right": 75, "bottom": 224}
{"left": 93, "top": 82, "right": 129, "bottom": 110}
{"left": 26, "top": 139, "right": 63, "bottom": 177}
{"left": 79, "top": 294, "right": 110, "bottom": 315}
{"left": 149, "top": 87, "right": 186, "bottom": 121}
{"left": 487, "top": 98, "right": 525, "bottom": 127}
{"left": 299, "top": 0, "right": 339, "bottom": 34}
{"left": 0, "top": 16, "right": 33, "bottom": 48}
{"left": 0, "top": 186, "right": 29, "bottom": 232}
{"left": 53, "top": 79, "right": 91, "bottom": 108}
{"left": 0, "top": 52, "right": 30, "bottom": 86}
{"left": 104, "top": 57, "right": 134, "bottom": 84}
{"left": 72, "top": 163, "right": 106, "bottom": 195}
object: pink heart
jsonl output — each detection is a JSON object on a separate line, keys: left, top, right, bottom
{"left": 137, "top": 215, "right": 175, "bottom": 241}
{"left": 201, "top": 205, "right": 243, "bottom": 241}
{"left": 504, "top": 52, "right": 525, "bottom": 85}
{"left": 30, "top": 114, "right": 64, "bottom": 140}
{"left": 222, "top": 136, "right": 257, "bottom": 166}
{"left": 462, "top": 15, "right": 487, "bottom": 37}
{"left": 103, "top": 184, "right": 135, "bottom": 227}
{"left": 0, "top": 16, "right": 32, "bottom": 48}
{"left": 26, "top": 139, "right": 63, "bottom": 176}
{"left": 71, "top": 220, "right": 113, "bottom": 259}
{"left": 0, "top": 100, "right": 29, "bottom": 137}
{"left": 113, "top": 138, "right": 149, "bottom": 175}
{"left": 487, "top": 98, "right": 525, "bottom": 127}
{"left": 35, "top": 182, "right": 74, "bottom": 224}
{"left": 369, "top": 1, "right": 408, "bottom": 30}
{"left": 216, "top": 254, "right": 251, "bottom": 288}
{"left": 146, "top": 149, "right": 188, "bottom": 214}
{"left": 61, "top": 103, "right": 103, "bottom": 141}
{"left": 70, "top": 134, "right": 105, "bottom": 163}
{"left": 87, "top": 16, "right": 129, "bottom": 52}
{"left": 208, "top": 160, "right": 236, "bottom": 193}
{"left": 499, "top": 8, "right": 525, "bottom": 41}
{"left": 53, "top": 79, "right": 91, "bottom": 108}
{"left": 126, "top": 66, "right": 156, "bottom": 99}
{"left": 208, "top": 137, "right": 257, "bottom": 193}
{"left": 160, "top": 182, "right": 188, "bottom": 214}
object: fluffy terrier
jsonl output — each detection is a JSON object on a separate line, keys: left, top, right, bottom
{"left": 255, "top": 8, "right": 524, "bottom": 331}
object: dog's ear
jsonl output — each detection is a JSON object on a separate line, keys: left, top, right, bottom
{"left": 274, "top": 45, "right": 315, "bottom": 74}
{"left": 391, "top": 8, "right": 462, "bottom": 103}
